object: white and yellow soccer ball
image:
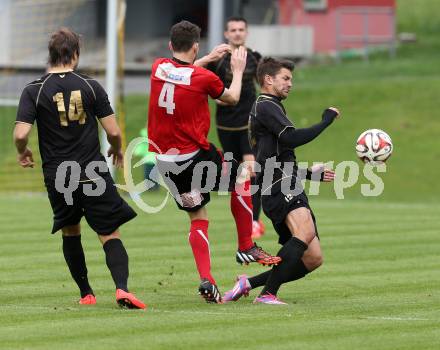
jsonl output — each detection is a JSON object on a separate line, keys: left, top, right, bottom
{"left": 355, "top": 129, "right": 393, "bottom": 164}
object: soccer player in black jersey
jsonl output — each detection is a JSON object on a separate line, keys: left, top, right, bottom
{"left": 223, "top": 57, "right": 340, "bottom": 304}
{"left": 195, "top": 17, "right": 265, "bottom": 239}
{"left": 13, "top": 28, "right": 145, "bottom": 309}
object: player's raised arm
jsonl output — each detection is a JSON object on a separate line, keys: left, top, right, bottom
{"left": 217, "top": 46, "right": 247, "bottom": 105}
{"left": 194, "top": 43, "right": 231, "bottom": 67}
{"left": 255, "top": 100, "right": 340, "bottom": 149}
{"left": 278, "top": 107, "right": 340, "bottom": 148}
{"left": 98, "top": 114, "right": 123, "bottom": 168}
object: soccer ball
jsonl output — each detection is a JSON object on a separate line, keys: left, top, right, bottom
{"left": 355, "top": 129, "right": 393, "bottom": 163}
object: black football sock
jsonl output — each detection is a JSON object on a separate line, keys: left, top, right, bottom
{"left": 103, "top": 238, "right": 129, "bottom": 292}
{"left": 285, "top": 260, "right": 310, "bottom": 283}
{"left": 260, "top": 237, "right": 308, "bottom": 296}
{"left": 249, "top": 260, "right": 309, "bottom": 289}
{"left": 251, "top": 177, "right": 261, "bottom": 221}
{"left": 62, "top": 235, "right": 93, "bottom": 298}
{"left": 248, "top": 270, "right": 271, "bottom": 289}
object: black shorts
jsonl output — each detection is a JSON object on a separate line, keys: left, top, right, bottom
{"left": 262, "top": 190, "right": 319, "bottom": 245}
{"left": 217, "top": 128, "right": 252, "bottom": 162}
{"left": 45, "top": 172, "right": 137, "bottom": 235}
{"left": 156, "top": 143, "right": 240, "bottom": 212}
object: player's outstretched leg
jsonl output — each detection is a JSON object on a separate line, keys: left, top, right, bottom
{"left": 226, "top": 236, "right": 322, "bottom": 304}
{"left": 255, "top": 237, "right": 308, "bottom": 305}
{"left": 256, "top": 208, "right": 316, "bottom": 304}
{"left": 61, "top": 225, "right": 95, "bottom": 305}
{"left": 224, "top": 261, "right": 310, "bottom": 303}
{"left": 99, "top": 231, "right": 146, "bottom": 309}
{"left": 252, "top": 236, "right": 321, "bottom": 284}
{"left": 231, "top": 180, "right": 281, "bottom": 266}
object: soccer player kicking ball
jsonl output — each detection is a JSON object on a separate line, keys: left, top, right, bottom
{"left": 223, "top": 57, "right": 340, "bottom": 305}
{"left": 148, "top": 21, "right": 280, "bottom": 304}
{"left": 14, "top": 28, "right": 145, "bottom": 309}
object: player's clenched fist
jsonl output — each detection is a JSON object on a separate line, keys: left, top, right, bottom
{"left": 322, "top": 107, "right": 340, "bottom": 122}
{"left": 17, "top": 148, "right": 34, "bottom": 168}
{"left": 107, "top": 147, "right": 124, "bottom": 168}
{"left": 329, "top": 107, "right": 340, "bottom": 118}
{"left": 310, "top": 163, "right": 335, "bottom": 182}
{"left": 230, "top": 45, "right": 247, "bottom": 74}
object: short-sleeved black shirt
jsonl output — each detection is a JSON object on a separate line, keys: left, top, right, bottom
{"left": 207, "top": 48, "right": 261, "bottom": 129}
{"left": 249, "top": 94, "right": 299, "bottom": 191}
{"left": 16, "top": 71, "right": 114, "bottom": 178}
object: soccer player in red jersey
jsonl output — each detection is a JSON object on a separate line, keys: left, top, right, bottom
{"left": 147, "top": 21, "right": 280, "bottom": 303}
{"left": 196, "top": 17, "right": 266, "bottom": 240}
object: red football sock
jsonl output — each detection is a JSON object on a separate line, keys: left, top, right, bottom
{"left": 231, "top": 180, "right": 254, "bottom": 251}
{"left": 188, "top": 219, "right": 215, "bottom": 284}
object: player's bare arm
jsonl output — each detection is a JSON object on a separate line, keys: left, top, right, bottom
{"left": 217, "top": 46, "right": 247, "bottom": 105}
{"left": 215, "top": 99, "right": 228, "bottom": 106}
{"left": 99, "top": 114, "right": 123, "bottom": 168}
{"left": 14, "top": 122, "right": 34, "bottom": 168}
{"left": 308, "top": 163, "right": 335, "bottom": 182}
{"left": 194, "top": 43, "right": 231, "bottom": 67}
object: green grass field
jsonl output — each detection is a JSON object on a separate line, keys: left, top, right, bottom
{"left": 1, "top": 0, "right": 440, "bottom": 348}
{"left": 1, "top": 193, "right": 440, "bottom": 350}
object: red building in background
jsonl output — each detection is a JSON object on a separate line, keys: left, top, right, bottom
{"left": 278, "top": 0, "right": 396, "bottom": 54}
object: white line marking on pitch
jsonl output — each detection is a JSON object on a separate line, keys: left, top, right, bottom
{"left": 363, "top": 316, "right": 431, "bottom": 321}
{"left": 0, "top": 305, "right": 80, "bottom": 311}
{"left": 0, "top": 305, "right": 292, "bottom": 317}
{"left": 149, "top": 309, "right": 292, "bottom": 317}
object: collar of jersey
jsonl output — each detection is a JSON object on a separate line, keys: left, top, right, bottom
{"left": 172, "top": 57, "right": 191, "bottom": 65}
{"left": 47, "top": 69, "right": 74, "bottom": 74}
{"left": 259, "top": 93, "right": 282, "bottom": 102}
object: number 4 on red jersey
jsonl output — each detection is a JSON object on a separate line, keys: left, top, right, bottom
{"left": 148, "top": 58, "right": 225, "bottom": 154}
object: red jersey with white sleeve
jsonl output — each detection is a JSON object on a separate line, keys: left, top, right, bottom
{"left": 148, "top": 57, "right": 225, "bottom": 154}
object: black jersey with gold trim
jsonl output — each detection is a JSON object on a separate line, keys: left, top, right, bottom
{"left": 249, "top": 94, "right": 297, "bottom": 166}
{"left": 16, "top": 71, "right": 114, "bottom": 178}
{"left": 249, "top": 93, "right": 337, "bottom": 193}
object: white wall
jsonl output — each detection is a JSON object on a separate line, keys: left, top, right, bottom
{"left": 0, "top": 0, "right": 11, "bottom": 64}
{"left": 247, "top": 25, "right": 314, "bottom": 57}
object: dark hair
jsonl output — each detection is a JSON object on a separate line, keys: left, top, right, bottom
{"left": 170, "top": 20, "right": 201, "bottom": 52}
{"left": 256, "top": 57, "right": 295, "bottom": 87}
{"left": 225, "top": 16, "right": 248, "bottom": 30}
{"left": 48, "top": 27, "right": 80, "bottom": 66}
